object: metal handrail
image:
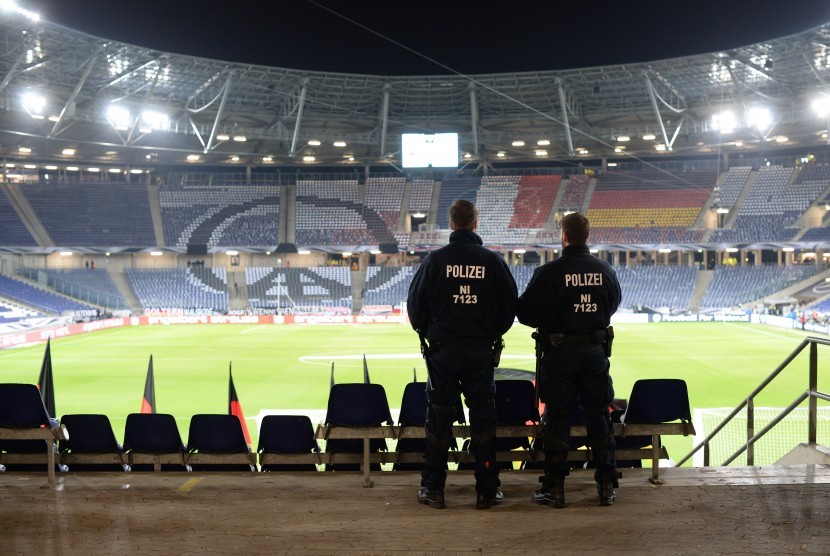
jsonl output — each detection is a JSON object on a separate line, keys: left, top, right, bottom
{"left": 676, "top": 335, "right": 830, "bottom": 467}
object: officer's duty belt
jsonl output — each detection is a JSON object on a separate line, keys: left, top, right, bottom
{"left": 549, "top": 330, "right": 607, "bottom": 345}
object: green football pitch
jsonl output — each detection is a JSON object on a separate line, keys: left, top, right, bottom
{"left": 1, "top": 321, "right": 828, "bottom": 463}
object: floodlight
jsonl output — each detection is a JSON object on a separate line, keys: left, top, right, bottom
{"left": 782, "top": 247, "right": 795, "bottom": 252}
{"left": 725, "top": 247, "right": 739, "bottom": 253}
{"left": 216, "top": 134, "right": 230, "bottom": 141}
{"left": 511, "top": 140, "right": 525, "bottom": 147}
{"left": 186, "top": 154, "right": 200, "bottom": 161}
{"left": 658, "top": 248, "right": 672, "bottom": 254}
{"left": 616, "top": 135, "right": 630, "bottom": 142}
{"left": 333, "top": 141, "right": 347, "bottom": 147}
{"left": 141, "top": 110, "right": 169, "bottom": 131}
{"left": 107, "top": 105, "right": 132, "bottom": 131}
{"left": 302, "top": 156, "right": 315, "bottom": 162}
{"left": 21, "top": 91, "right": 46, "bottom": 117}
{"left": 813, "top": 95, "right": 830, "bottom": 118}
{"left": 232, "top": 135, "right": 246, "bottom": 142}
{"left": 514, "top": 249, "right": 527, "bottom": 254}
{"left": 537, "top": 139, "right": 550, "bottom": 146}
{"left": 149, "top": 251, "right": 163, "bottom": 256}
{"left": 712, "top": 111, "right": 736, "bottom": 133}
{"left": 86, "top": 167, "right": 100, "bottom": 172}
{"left": 307, "top": 140, "right": 321, "bottom": 146}
{"left": 62, "top": 148, "right": 76, "bottom": 156}
{"left": 642, "top": 133, "right": 656, "bottom": 141}
{"left": 747, "top": 106, "right": 772, "bottom": 131}
{"left": 534, "top": 150, "right": 548, "bottom": 157}
{"left": 226, "top": 250, "right": 239, "bottom": 256}
{"left": 129, "top": 169, "right": 143, "bottom": 174}
{"left": 66, "top": 166, "right": 79, "bottom": 171}
{"left": 23, "top": 164, "right": 36, "bottom": 169}
{"left": 18, "top": 146, "right": 31, "bottom": 153}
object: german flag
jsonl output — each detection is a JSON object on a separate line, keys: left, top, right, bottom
{"left": 37, "top": 337, "right": 56, "bottom": 418}
{"left": 141, "top": 355, "right": 156, "bottom": 414}
{"left": 228, "top": 363, "right": 251, "bottom": 446}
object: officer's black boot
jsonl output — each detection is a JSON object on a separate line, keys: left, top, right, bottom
{"left": 417, "top": 487, "right": 446, "bottom": 509}
{"left": 595, "top": 469, "right": 618, "bottom": 506}
{"left": 531, "top": 475, "right": 566, "bottom": 508}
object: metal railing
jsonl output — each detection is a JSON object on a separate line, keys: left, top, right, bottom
{"left": 677, "top": 336, "right": 830, "bottom": 467}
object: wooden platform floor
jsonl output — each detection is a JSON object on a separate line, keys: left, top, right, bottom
{"left": 2, "top": 465, "right": 829, "bottom": 555}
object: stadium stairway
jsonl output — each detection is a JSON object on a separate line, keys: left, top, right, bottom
{"left": 689, "top": 269, "right": 714, "bottom": 312}
{"left": 351, "top": 269, "right": 366, "bottom": 313}
{"left": 3, "top": 184, "right": 52, "bottom": 246}
{"left": 107, "top": 269, "right": 142, "bottom": 314}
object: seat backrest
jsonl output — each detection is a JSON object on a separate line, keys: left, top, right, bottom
{"left": 398, "top": 382, "right": 428, "bottom": 426}
{"left": 123, "top": 413, "right": 185, "bottom": 453}
{"left": 495, "top": 379, "right": 539, "bottom": 425}
{"left": 187, "top": 414, "right": 249, "bottom": 454}
{"left": 325, "top": 383, "right": 393, "bottom": 426}
{"left": 59, "top": 414, "right": 119, "bottom": 453}
{"left": 623, "top": 379, "right": 692, "bottom": 424}
{"left": 258, "top": 415, "right": 317, "bottom": 453}
{"left": 0, "top": 383, "right": 52, "bottom": 427}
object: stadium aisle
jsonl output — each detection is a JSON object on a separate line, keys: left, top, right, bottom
{"left": 1, "top": 466, "right": 829, "bottom": 554}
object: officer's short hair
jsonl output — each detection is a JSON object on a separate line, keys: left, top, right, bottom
{"left": 561, "top": 212, "right": 590, "bottom": 244}
{"left": 450, "top": 199, "right": 477, "bottom": 231}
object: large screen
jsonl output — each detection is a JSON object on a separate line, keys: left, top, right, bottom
{"left": 401, "top": 133, "right": 459, "bottom": 168}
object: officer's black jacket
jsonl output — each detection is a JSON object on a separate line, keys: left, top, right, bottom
{"left": 517, "top": 243, "right": 621, "bottom": 335}
{"left": 407, "top": 230, "right": 518, "bottom": 343}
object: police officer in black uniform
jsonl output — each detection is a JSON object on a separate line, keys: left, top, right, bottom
{"left": 517, "top": 211, "right": 621, "bottom": 507}
{"left": 407, "top": 199, "right": 518, "bottom": 510}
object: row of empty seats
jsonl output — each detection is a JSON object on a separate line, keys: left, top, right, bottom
{"left": 6, "top": 165, "right": 830, "bottom": 248}
{"left": 0, "top": 378, "right": 693, "bottom": 481}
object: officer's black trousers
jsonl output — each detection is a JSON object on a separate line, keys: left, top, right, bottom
{"left": 422, "top": 340, "right": 499, "bottom": 497}
{"left": 538, "top": 342, "right": 616, "bottom": 479}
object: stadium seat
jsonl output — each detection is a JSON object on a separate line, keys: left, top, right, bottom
{"left": 0, "top": 383, "right": 67, "bottom": 482}
{"left": 621, "top": 379, "right": 692, "bottom": 426}
{"left": 258, "top": 415, "right": 320, "bottom": 472}
{"left": 123, "top": 413, "right": 190, "bottom": 471}
{"left": 620, "top": 379, "right": 693, "bottom": 477}
{"left": 186, "top": 414, "right": 257, "bottom": 472}
{"left": 58, "top": 414, "right": 130, "bottom": 472}
{"left": 322, "top": 383, "right": 392, "bottom": 472}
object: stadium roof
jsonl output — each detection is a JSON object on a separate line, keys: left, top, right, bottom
{"left": 2, "top": 8, "right": 830, "bottom": 173}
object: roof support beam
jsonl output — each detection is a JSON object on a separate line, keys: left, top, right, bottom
{"left": 205, "top": 74, "right": 233, "bottom": 153}
{"left": 556, "top": 79, "right": 574, "bottom": 156}
{"left": 0, "top": 41, "right": 32, "bottom": 97}
{"left": 469, "top": 82, "right": 480, "bottom": 157}
{"left": 644, "top": 74, "right": 671, "bottom": 150}
{"left": 379, "top": 83, "right": 391, "bottom": 158}
{"left": 289, "top": 79, "right": 309, "bottom": 157}
{"left": 50, "top": 50, "right": 101, "bottom": 138}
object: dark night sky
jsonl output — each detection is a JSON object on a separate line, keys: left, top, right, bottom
{"left": 24, "top": 0, "right": 830, "bottom": 75}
